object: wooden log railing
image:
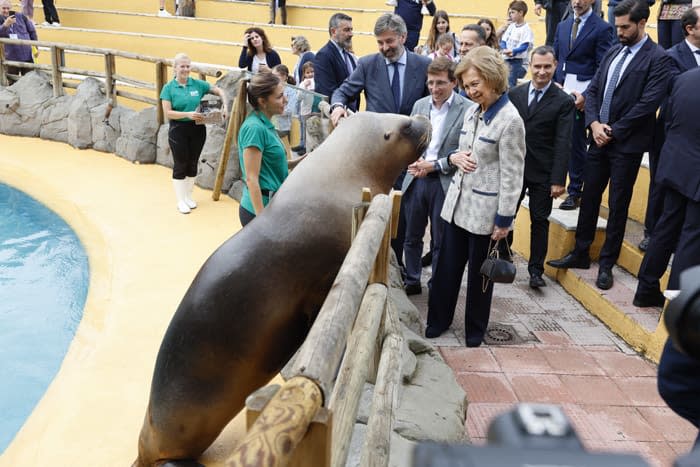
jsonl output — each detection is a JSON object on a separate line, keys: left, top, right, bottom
{"left": 0, "top": 38, "right": 233, "bottom": 124}
{"left": 228, "top": 189, "right": 405, "bottom": 467}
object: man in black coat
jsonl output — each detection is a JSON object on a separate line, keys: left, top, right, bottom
{"left": 547, "top": 0, "right": 674, "bottom": 290}
{"left": 509, "top": 46, "right": 574, "bottom": 288}
{"left": 633, "top": 7, "right": 699, "bottom": 307}
{"left": 313, "top": 13, "right": 358, "bottom": 111}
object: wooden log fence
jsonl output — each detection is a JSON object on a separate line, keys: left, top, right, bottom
{"left": 228, "top": 189, "right": 406, "bottom": 467}
{"left": 0, "top": 38, "right": 230, "bottom": 123}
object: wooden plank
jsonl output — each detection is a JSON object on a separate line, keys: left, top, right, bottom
{"left": 328, "top": 283, "right": 387, "bottom": 467}
{"left": 291, "top": 195, "right": 392, "bottom": 400}
{"left": 212, "top": 95, "right": 237, "bottom": 201}
{"left": 50, "top": 46, "right": 63, "bottom": 97}
{"left": 359, "top": 300, "right": 404, "bottom": 467}
{"left": 155, "top": 61, "right": 167, "bottom": 125}
{"left": 369, "top": 190, "right": 401, "bottom": 285}
{"left": 227, "top": 376, "right": 324, "bottom": 467}
{"left": 115, "top": 89, "right": 158, "bottom": 105}
{"left": 104, "top": 53, "right": 116, "bottom": 106}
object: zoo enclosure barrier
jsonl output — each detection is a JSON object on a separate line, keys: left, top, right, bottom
{"left": 226, "top": 189, "right": 405, "bottom": 467}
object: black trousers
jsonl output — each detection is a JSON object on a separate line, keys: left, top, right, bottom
{"left": 658, "top": 339, "right": 700, "bottom": 448}
{"left": 239, "top": 205, "right": 256, "bottom": 227}
{"left": 168, "top": 120, "right": 206, "bottom": 179}
{"left": 668, "top": 195, "right": 700, "bottom": 290}
{"left": 643, "top": 117, "right": 666, "bottom": 237}
{"left": 636, "top": 187, "right": 684, "bottom": 296}
{"left": 42, "top": 0, "right": 60, "bottom": 23}
{"left": 567, "top": 110, "right": 587, "bottom": 198}
{"left": 517, "top": 180, "right": 553, "bottom": 276}
{"left": 427, "top": 222, "right": 494, "bottom": 346}
{"left": 572, "top": 148, "right": 642, "bottom": 269}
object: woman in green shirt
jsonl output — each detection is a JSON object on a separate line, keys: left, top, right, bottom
{"left": 161, "top": 53, "right": 228, "bottom": 214}
{"left": 231, "top": 71, "right": 290, "bottom": 226}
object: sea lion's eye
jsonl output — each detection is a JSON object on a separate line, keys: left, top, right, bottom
{"left": 384, "top": 132, "right": 391, "bottom": 140}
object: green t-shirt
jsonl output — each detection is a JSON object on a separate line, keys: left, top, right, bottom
{"left": 238, "top": 111, "right": 289, "bottom": 216}
{"left": 160, "top": 77, "right": 211, "bottom": 122}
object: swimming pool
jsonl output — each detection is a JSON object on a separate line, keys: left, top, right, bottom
{"left": 0, "top": 183, "right": 89, "bottom": 453}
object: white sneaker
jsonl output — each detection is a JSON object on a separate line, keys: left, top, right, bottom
{"left": 51, "top": 22, "right": 61, "bottom": 27}
{"left": 41, "top": 21, "right": 50, "bottom": 26}
{"left": 157, "top": 9, "right": 172, "bottom": 17}
{"left": 385, "top": 0, "right": 397, "bottom": 5}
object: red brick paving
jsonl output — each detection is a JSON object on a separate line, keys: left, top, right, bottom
{"left": 411, "top": 256, "right": 697, "bottom": 466}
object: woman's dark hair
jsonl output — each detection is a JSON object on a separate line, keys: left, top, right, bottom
{"left": 477, "top": 18, "right": 499, "bottom": 49}
{"left": 426, "top": 10, "right": 451, "bottom": 53}
{"left": 232, "top": 71, "right": 281, "bottom": 139}
{"left": 244, "top": 27, "right": 274, "bottom": 56}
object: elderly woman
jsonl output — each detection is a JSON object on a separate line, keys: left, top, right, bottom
{"left": 425, "top": 46, "right": 525, "bottom": 347}
{"left": 239, "top": 27, "right": 281, "bottom": 73}
{"left": 291, "top": 35, "right": 314, "bottom": 84}
{"left": 160, "top": 53, "right": 229, "bottom": 214}
{"left": 232, "top": 71, "right": 292, "bottom": 226}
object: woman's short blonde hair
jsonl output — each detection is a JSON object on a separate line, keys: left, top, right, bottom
{"left": 173, "top": 53, "right": 191, "bottom": 65}
{"left": 455, "top": 46, "right": 509, "bottom": 95}
{"left": 291, "top": 36, "right": 311, "bottom": 53}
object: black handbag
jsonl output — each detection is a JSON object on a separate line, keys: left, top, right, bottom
{"left": 480, "top": 239, "right": 516, "bottom": 291}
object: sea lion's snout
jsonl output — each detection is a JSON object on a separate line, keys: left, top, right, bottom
{"left": 402, "top": 115, "right": 432, "bottom": 155}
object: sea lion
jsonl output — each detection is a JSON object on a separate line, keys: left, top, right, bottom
{"left": 134, "top": 112, "right": 430, "bottom": 466}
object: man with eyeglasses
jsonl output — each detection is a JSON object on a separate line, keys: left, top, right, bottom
{"left": 399, "top": 57, "right": 470, "bottom": 295}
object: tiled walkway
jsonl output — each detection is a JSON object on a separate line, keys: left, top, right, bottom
{"left": 408, "top": 256, "right": 697, "bottom": 467}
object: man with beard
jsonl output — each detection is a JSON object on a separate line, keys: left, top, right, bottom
{"left": 331, "top": 13, "right": 431, "bottom": 273}
{"left": 548, "top": 0, "right": 674, "bottom": 291}
{"left": 314, "top": 13, "right": 358, "bottom": 111}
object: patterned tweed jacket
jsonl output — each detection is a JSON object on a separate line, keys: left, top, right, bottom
{"left": 441, "top": 93, "right": 526, "bottom": 235}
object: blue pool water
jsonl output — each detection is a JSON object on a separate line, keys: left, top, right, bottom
{"left": 0, "top": 183, "right": 89, "bottom": 453}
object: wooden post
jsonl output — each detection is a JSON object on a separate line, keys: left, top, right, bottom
{"left": 212, "top": 101, "right": 237, "bottom": 201}
{"left": 246, "top": 385, "right": 333, "bottom": 467}
{"left": 369, "top": 191, "right": 400, "bottom": 285}
{"left": 50, "top": 46, "right": 63, "bottom": 97}
{"left": 104, "top": 53, "right": 116, "bottom": 105}
{"left": 359, "top": 299, "right": 404, "bottom": 467}
{"left": 291, "top": 195, "right": 392, "bottom": 400}
{"left": 329, "top": 283, "right": 387, "bottom": 467}
{"left": 0, "top": 45, "right": 8, "bottom": 87}
{"left": 227, "top": 376, "right": 324, "bottom": 467}
{"left": 351, "top": 188, "right": 372, "bottom": 240}
{"left": 155, "top": 61, "right": 168, "bottom": 125}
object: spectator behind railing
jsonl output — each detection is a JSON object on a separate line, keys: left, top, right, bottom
{"left": 0, "top": 0, "right": 38, "bottom": 81}
{"left": 41, "top": 0, "right": 60, "bottom": 26}
{"left": 271, "top": 64, "right": 297, "bottom": 160}
{"left": 416, "top": 10, "right": 458, "bottom": 59}
{"left": 231, "top": 71, "right": 290, "bottom": 226}
{"left": 239, "top": 27, "right": 282, "bottom": 73}
{"left": 478, "top": 18, "right": 500, "bottom": 50}
{"left": 291, "top": 35, "right": 314, "bottom": 85}
{"left": 158, "top": 0, "right": 172, "bottom": 17}
{"left": 20, "top": 0, "right": 33, "bottom": 23}
{"left": 269, "top": 0, "right": 287, "bottom": 25}
{"left": 294, "top": 61, "right": 321, "bottom": 155}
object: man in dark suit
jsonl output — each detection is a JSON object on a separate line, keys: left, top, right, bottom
{"left": 547, "top": 0, "right": 674, "bottom": 290}
{"left": 331, "top": 13, "right": 431, "bottom": 271}
{"left": 509, "top": 46, "right": 574, "bottom": 288}
{"left": 394, "top": 0, "right": 436, "bottom": 52}
{"left": 552, "top": 0, "right": 614, "bottom": 210}
{"left": 634, "top": 60, "right": 699, "bottom": 307}
{"left": 654, "top": 69, "right": 700, "bottom": 450}
{"left": 313, "top": 13, "right": 358, "bottom": 111}
{"left": 637, "top": 6, "right": 700, "bottom": 252}
{"left": 401, "top": 58, "right": 470, "bottom": 295}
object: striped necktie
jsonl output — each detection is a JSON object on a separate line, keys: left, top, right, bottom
{"left": 599, "top": 47, "right": 630, "bottom": 124}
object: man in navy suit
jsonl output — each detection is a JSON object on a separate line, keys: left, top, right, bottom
{"left": 654, "top": 69, "right": 700, "bottom": 450}
{"left": 547, "top": 0, "right": 674, "bottom": 291}
{"left": 634, "top": 27, "right": 699, "bottom": 307}
{"left": 553, "top": 0, "right": 613, "bottom": 210}
{"left": 313, "top": 13, "right": 358, "bottom": 111}
{"left": 331, "top": 13, "right": 431, "bottom": 271}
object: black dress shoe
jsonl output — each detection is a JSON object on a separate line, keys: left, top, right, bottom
{"left": 633, "top": 291, "right": 666, "bottom": 308}
{"left": 559, "top": 196, "right": 580, "bottom": 210}
{"left": 405, "top": 283, "right": 422, "bottom": 295}
{"left": 529, "top": 274, "right": 546, "bottom": 288}
{"left": 596, "top": 268, "right": 614, "bottom": 290}
{"left": 547, "top": 252, "right": 591, "bottom": 269}
{"left": 425, "top": 325, "right": 446, "bottom": 338}
{"left": 421, "top": 251, "right": 433, "bottom": 267}
{"left": 638, "top": 236, "right": 650, "bottom": 252}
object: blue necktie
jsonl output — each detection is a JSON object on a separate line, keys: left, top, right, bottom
{"left": 391, "top": 62, "right": 401, "bottom": 113}
{"left": 343, "top": 50, "right": 355, "bottom": 76}
{"left": 599, "top": 47, "right": 630, "bottom": 124}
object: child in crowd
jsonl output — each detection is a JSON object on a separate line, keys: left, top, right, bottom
{"left": 271, "top": 64, "right": 297, "bottom": 159}
{"left": 295, "top": 61, "right": 323, "bottom": 155}
{"left": 428, "top": 33, "right": 456, "bottom": 61}
{"left": 499, "top": 0, "right": 533, "bottom": 87}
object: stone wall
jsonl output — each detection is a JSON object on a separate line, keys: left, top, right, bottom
{"left": 0, "top": 70, "right": 246, "bottom": 200}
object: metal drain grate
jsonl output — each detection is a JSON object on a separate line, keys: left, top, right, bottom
{"left": 483, "top": 323, "right": 530, "bottom": 345}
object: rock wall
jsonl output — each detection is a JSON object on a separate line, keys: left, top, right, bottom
{"left": 0, "top": 70, "right": 246, "bottom": 199}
